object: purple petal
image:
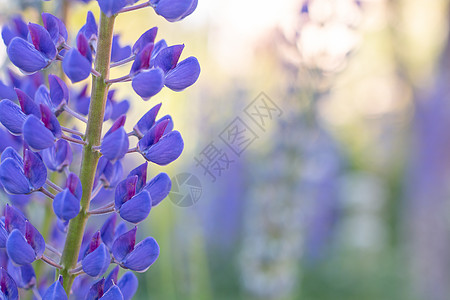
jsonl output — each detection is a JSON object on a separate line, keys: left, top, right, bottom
{"left": 144, "top": 173, "right": 171, "bottom": 206}
{"left": 41, "top": 139, "right": 72, "bottom": 172}
{"left": 77, "top": 33, "right": 92, "bottom": 63}
{"left": 110, "top": 100, "right": 130, "bottom": 121}
{"left": 111, "top": 35, "right": 131, "bottom": 63}
{"left": 133, "top": 103, "right": 162, "bottom": 137}
{"left": 100, "top": 214, "right": 117, "bottom": 250}
{"left": 130, "top": 43, "right": 154, "bottom": 75}
{"left": 119, "top": 191, "right": 151, "bottom": 224}
{"left": 0, "top": 147, "right": 22, "bottom": 164}
{"left": 112, "top": 227, "right": 136, "bottom": 262}
{"left": 0, "top": 220, "right": 7, "bottom": 248}
{"left": 53, "top": 189, "right": 80, "bottom": 221}
{"left": 34, "top": 85, "right": 52, "bottom": 108}
{"left": 132, "top": 27, "right": 158, "bottom": 54}
{"left": 2, "top": 16, "right": 28, "bottom": 46}
{"left": 101, "top": 127, "right": 129, "bottom": 161}
{"left": 155, "top": 115, "right": 174, "bottom": 134}
{"left": 128, "top": 162, "right": 147, "bottom": 192}
{"left": 27, "top": 23, "right": 57, "bottom": 60}
{"left": 98, "top": 0, "right": 128, "bottom": 17}
{"left": 114, "top": 176, "right": 138, "bottom": 210}
{"left": 137, "top": 119, "right": 169, "bottom": 150}
{"left": 82, "top": 244, "right": 110, "bottom": 277}
{"left": 153, "top": 0, "right": 197, "bottom": 22}
{"left": 79, "top": 11, "right": 98, "bottom": 43}
{"left": 139, "top": 131, "right": 184, "bottom": 165}
{"left": 22, "top": 115, "right": 55, "bottom": 151}
{"left": 122, "top": 237, "right": 159, "bottom": 272}
{"left": 131, "top": 68, "right": 164, "bottom": 99}
{"left": 66, "top": 172, "right": 83, "bottom": 200}
{"left": 25, "top": 221, "right": 45, "bottom": 258}
{"left": 6, "top": 229, "right": 35, "bottom": 265}
{"left": 41, "top": 13, "right": 68, "bottom": 47}
{"left": 100, "top": 284, "right": 123, "bottom": 300}
{"left": 0, "top": 158, "right": 31, "bottom": 195}
{"left": 62, "top": 49, "right": 92, "bottom": 83}
{"left": 85, "top": 278, "right": 105, "bottom": 300}
{"left": 48, "top": 75, "right": 69, "bottom": 109}
{"left": 0, "top": 268, "right": 19, "bottom": 300}
{"left": 0, "top": 100, "right": 27, "bottom": 135}
{"left": 23, "top": 149, "right": 47, "bottom": 190}
{"left": 104, "top": 115, "right": 126, "bottom": 137}
{"left": 117, "top": 272, "right": 138, "bottom": 300}
{"left": 40, "top": 104, "right": 62, "bottom": 138}
{"left": 42, "top": 278, "right": 67, "bottom": 300}
{"left": 165, "top": 56, "right": 200, "bottom": 91}
{"left": 6, "top": 261, "right": 35, "bottom": 289}
{"left": 104, "top": 266, "right": 119, "bottom": 291}
{"left": 16, "top": 88, "right": 40, "bottom": 118}
{"left": 0, "top": 81, "right": 16, "bottom": 100}
{"left": 4, "top": 205, "right": 27, "bottom": 233}
{"left": 154, "top": 44, "right": 184, "bottom": 73}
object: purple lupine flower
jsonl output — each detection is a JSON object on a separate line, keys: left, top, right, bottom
{"left": 0, "top": 268, "right": 18, "bottom": 300}
{"left": 111, "top": 227, "right": 159, "bottom": 272}
{"left": 53, "top": 173, "right": 82, "bottom": 221}
{"left": 7, "top": 22, "right": 57, "bottom": 74}
{"left": 104, "top": 266, "right": 138, "bottom": 300}
{"left": 41, "top": 13, "right": 68, "bottom": 49}
{"left": 114, "top": 162, "right": 171, "bottom": 223}
{"left": 151, "top": 0, "right": 198, "bottom": 22}
{"left": 41, "top": 139, "right": 73, "bottom": 172}
{"left": 94, "top": 156, "right": 123, "bottom": 189}
{"left": 137, "top": 118, "right": 184, "bottom": 165}
{"left": 0, "top": 147, "right": 47, "bottom": 195}
{"left": 62, "top": 33, "right": 93, "bottom": 83}
{"left": 22, "top": 104, "right": 61, "bottom": 151}
{"left": 81, "top": 232, "right": 110, "bottom": 277}
{"left": 3, "top": 205, "right": 45, "bottom": 265}
{"left": 1, "top": 16, "right": 28, "bottom": 46}
{"left": 86, "top": 278, "right": 124, "bottom": 300}
{"left": 42, "top": 276, "right": 67, "bottom": 300}
{"left": 100, "top": 115, "right": 129, "bottom": 161}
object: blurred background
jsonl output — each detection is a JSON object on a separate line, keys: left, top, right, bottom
{"left": 2, "top": 0, "right": 450, "bottom": 299}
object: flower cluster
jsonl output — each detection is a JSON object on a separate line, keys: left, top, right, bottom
{"left": 0, "top": 0, "right": 200, "bottom": 298}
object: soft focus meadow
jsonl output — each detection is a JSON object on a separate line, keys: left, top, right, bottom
{"left": 1, "top": 0, "right": 450, "bottom": 299}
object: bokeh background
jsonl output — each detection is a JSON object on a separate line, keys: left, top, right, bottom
{"left": 2, "top": 0, "right": 450, "bottom": 299}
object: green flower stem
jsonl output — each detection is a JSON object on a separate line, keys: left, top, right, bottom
{"left": 58, "top": 12, "right": 115, "bottom": 293}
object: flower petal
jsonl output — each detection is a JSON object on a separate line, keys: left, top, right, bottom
{"left": 154, "top": 44, "right": 184, "bottom": 73}
{"left": 128, "top": 162, "right": 147, "bottom": 192}
{"left": 48, "top": 74, "right": 69, "bottom": 109}
{"left": 119, "top": 191, "right": 151, "bottom": 224}
{"left": 0, "top": 158, "right": 31, "bottom": 195}
{"left": 7, "top": 38, "right": 49, "bottom": 73}
{"left": 22, "top": 115, "right": 55, "bottom": 151}
{"left": 131, "top": 68, "right": 164, "bottom": 99}
{"left": 62, "top": 49, "right": 92, "bottom": 83}
{"left": 153, "top": 0, "right": 197, "bottom": 22}
{"left": 117, "top": 272, "right": 138, "bottom": 300}
{"left": 140, "top": 130, "right": 184, "bottom": 166}
{"left": 23, "top": 149, "right": 47, "bottom": 190}
{"left": 6, "top": 229, "right": 36, "bottom": 265}
{"left": 144, "top": 173, "right": 171, "bottom": 206}
{"left": 6, "top": 261, "right": 35, "bottom": 289}
{"left": 16, "top": 88, "right": 40, "bottom": 118}
{"left": 25, "top": 221, "right": 45, "bottom": 258}
{"left": 114, "top": 176, "right": 138, "bottom": 210}
{"left": 0, "top": 268, "right": 19, "bottom": 300}
{"left": 82, "top": 243, "right": 110, "bottom": 277}
{"left": 98, "top": 0, "right": 128, "bottom": 17}
{"left": 100, "top": 214, "right": 117, "bottom": 250}
{"left": 66, "top": 172, "right": 83, "bottom": 200}
{"left": 132, "top": 27, "right": 158, "bottom": 54}
{"left": 165, "top": 56, "right": 200, "bottom": 91}
{"left": 42, "top": 278, "right": 67, "bottom": 300}
{"left": 112, "top": 227, "right": 136, "bottom": 262}
{"left": 133, "top": 103, "right": 162, "bottom": 137}
{"left": 0, "top": 100, "right": 26, "bottom": 135}
{"left": 41, "top": 13, "right": 68, "bottom": 47}
{"left": 41, "top": 139, "right": 72, "bottom": 172}
{"left": 122, "top": 237, "right": 159, "bottom": 272}
{"left": 101, "top": 284, "right": 123, "bottom": 300}
{"left": 27, "top": 23, "right": 56, "bottom": 60}
{"left": 53, "top": 189, "right": 80, "bottom": 221}
{"left": 101, "top": 127, "right": 129, "bottom": 161}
